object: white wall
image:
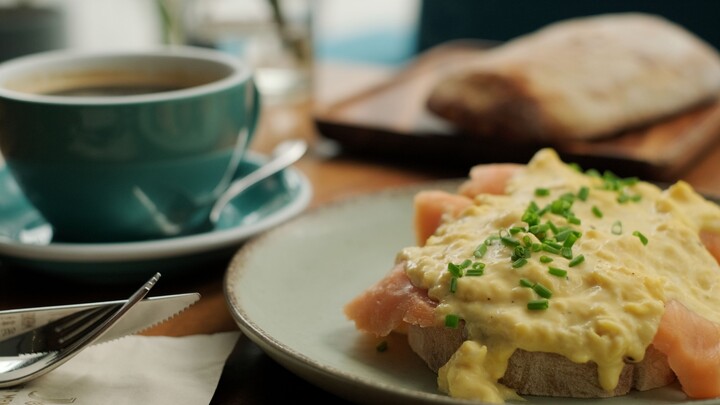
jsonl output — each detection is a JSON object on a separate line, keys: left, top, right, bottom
{"left": 314, "top": 0, "right": 419, "bottom": 42}
{"left": 62, "top": 0, "right": 164, "bottom": 50}
{"left": 59, "top": 0, "right": 420, "bottom": 64}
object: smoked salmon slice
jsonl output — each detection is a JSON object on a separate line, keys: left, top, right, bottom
{"left": 343, "top": 263, "right": 437, "bottom": 337}
{"left": 700, "top": 230, "right": 720, "bottom": 264}
{"left": 652, "top": 300, "right": 720, "bottom": 399}
{"left": 458, "top": 163, "right": 522, "bottom": 198}
{"left": 414, "top": 164, "right": 522, "bottom": 246}
{"left": 414, "top": 190, "right": 473, "bottom": 246}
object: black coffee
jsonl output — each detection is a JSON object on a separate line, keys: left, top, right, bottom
{"left": 46, "top": 84, "right": 189, "bottom": 97}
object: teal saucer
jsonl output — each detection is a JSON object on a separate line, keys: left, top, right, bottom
{"left": 0, "top": 152, "right": 312, "bottom": 284}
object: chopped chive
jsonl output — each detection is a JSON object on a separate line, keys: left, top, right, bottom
{"left": 586, "top": 168, "right": 601, "bottom": 178}
{"left": 512, "top": 258, "right": 528, "bottom": 268}
{"left": 485, "top": 235, "right": 500, "bottom": 245}
{"left": 529, "top": 223, "right": 549, "bottom": 235}
{"left": 561, "top": 247, "right": 573, "bottom": 259}
{"left": 563, "top": 233, "right": 578, "bottom": 248}
{"left": 531, "top": 243, "right": 542, "bottom": 252}
{"left": 447, "top": 263, "right": 463, "bottom": 278}
{"left": 617, "top": 193, "right": 630, "bottom": 204}
{"left": 569, "top": 162, "right": 582, "bottom": 172}
{"left": 466, "top": 262, "right": 485, "bottom": 276}
{"left": 532, "top": 283, "right": 553, "bottom": 298}
{"left": 603, "top": 170, "right": 619, "bottom": 182}
{"left": 535, "top": 188, "right": 550, "bottom": 197}
{"left": 512, "top": 246, "right": 529, "bottom": 261}
{"left": 522, "top": 211, "right": 540, "bottom": 226}
{"left": 539, "top": 255, "right": 553, "bottom": 263}
{"left": 509, "top": 226, "right": 525, "bottom": 235}
{"left": 522, "top": 215, "right": 540, "bottom": 227}
{"left": 522, "top": 235, "right": 532, "bottom": 247}
{"left": 577, "top": 186, "right": 590, "bottom": 201}
{"left": 459, "top": 259, "right": 472, "bottom": 269}
{"left": 546, "top": 221, "right": 559, "bottom": 234}
{"left": 519, "top": 278, "right": 535, "bottom": 288}
{"left": 633, "top": 231, "right": 648, "bottom": 245}
{"left": 568, "top": 254, "right": 585, "bottom": 267}
{"left": 541, "top": 243, "right": 561, "bottom": 255}
{"left": 466, "top": 268, "right": 484, "bottom": 276}
{"left": 548, "top": 267, "right": 567, "bottom": 277}
{"left": 501, "top": 236, "right": 521, "bottom": 247}
{"left": 560, "top": 192, "right": 576, "bottom": 202}
{"left": 568, "top": 216, "right": 581, "bottom": 225}
{"left": 527, "top": 299, "right": 549, "bottom": 310}
{"left": 631, "top": 194, "right": 642, "bottom": 202}
{"left": 592, "top": 206, "right": 603, "bottom": 218}
{"left": 624, "top": 177, "right": 639, "bottom": 186}
{"left": 550, "top": 199, "right": 572, "bottom": 215}
{"left": 611, "top": 220, "right": 623, "bottom": 235}
{"left": 474, "top": 243, "right": 488, "bottom": 258}
{"left": 449, "top": 277, "right": 458, "bottom": 293}
{"left": 376, "top": 340, "right": 388, "bottom": 352}
{"left": 545, "top": 221, "right": 559, "bottom": 233}
{"left": 544, "top": 240, "right": 563, "bottom": 249}
{"left": 555, "top": 229, "right": 573, "bottom": 241}
{"left": 445, "top": 314, "right": 460, "bottom": 328}
{"left": 537, "top": 205, "right": 550, "bottom": 216}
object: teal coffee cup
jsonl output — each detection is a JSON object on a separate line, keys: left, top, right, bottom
{"left": 0, "top": 46, "right": 259, "bottom": 242}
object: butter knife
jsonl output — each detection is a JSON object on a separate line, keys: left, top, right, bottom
{"left": 0, "top": 292, "right": 200, "bottom": 355}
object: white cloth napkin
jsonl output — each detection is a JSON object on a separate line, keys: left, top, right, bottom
{"left": 0, "top": 331, "right": 240, "bottom": 405}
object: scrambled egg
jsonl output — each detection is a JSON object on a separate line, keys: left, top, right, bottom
{"left": 397, "top": 149, "right": 720, "bottom": 403}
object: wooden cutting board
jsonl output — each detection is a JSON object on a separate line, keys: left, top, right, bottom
{"left": 314, "top": 40, "right": 720, "bottom": 181}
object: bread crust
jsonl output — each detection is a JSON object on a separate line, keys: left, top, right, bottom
{"left": 407, "top": 324, "right": 676, "bottom": 398}
{"left": 426, "top": 13, "right": 720, "bottom": 141}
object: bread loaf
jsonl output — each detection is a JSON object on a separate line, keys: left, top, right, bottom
{"left": 426, "top": 13, "right": 720, "bottom": 141}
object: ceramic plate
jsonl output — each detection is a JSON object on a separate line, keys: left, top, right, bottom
{"left": 225, "top": 181, "right": 711, "bottom": 405}
{"left": 0, "top": 152, "right": 312, "bottom": 284}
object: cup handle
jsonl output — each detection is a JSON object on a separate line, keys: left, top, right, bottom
{"left": 245, "top": 79, "right": 262, "bottom": 145}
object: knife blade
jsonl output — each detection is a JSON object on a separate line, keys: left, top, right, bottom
{"left": 0, "top": 292, "right": 200, "bottom": 355}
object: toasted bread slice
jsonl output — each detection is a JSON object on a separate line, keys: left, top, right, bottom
{"left": 407, "top": 324, "right": 676, "bottom": 398}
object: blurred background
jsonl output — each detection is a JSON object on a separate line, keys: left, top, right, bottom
{"left": 3, "top": 0, "right": 720, "bottom": 169}
{"left": 0, "top": 0, "right": 424, "bottom": 156}
{"left": 3, "top": 0, "right": 719, "bottom": 99}
{"left": 4, "top": 0, "right": 420, "bottom": 64}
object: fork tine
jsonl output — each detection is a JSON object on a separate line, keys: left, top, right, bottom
{"left": 52, "top": 273, "right": 160, "bottom": 357}
{"left": 0, "top": 305, "right": 127, "bottom": 356}
{"left": 47, "top": 305, "right": 120, "bottom": 352}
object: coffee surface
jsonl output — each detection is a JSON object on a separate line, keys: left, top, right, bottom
{"left": 45, "top": 84, "right": 188, "bottom": 96}
{"left": 5, "top": 68, "right": 221, "bottom": 97}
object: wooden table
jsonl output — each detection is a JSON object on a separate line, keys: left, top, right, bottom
{"left": 2, "top": 62, "right": 720, "bottom": 404}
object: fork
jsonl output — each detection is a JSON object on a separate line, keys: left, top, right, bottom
{"left": 0, "top": 272, "right": 161, "bottom": 387}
